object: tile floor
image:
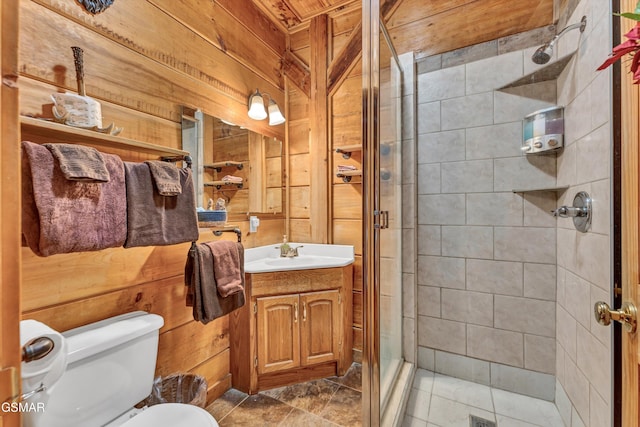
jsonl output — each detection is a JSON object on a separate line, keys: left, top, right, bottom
{"left": 206, "top": 365, "right": 565, "bottom": 427}
{"left": 206, "top": 363, "right": 362, "bottom": 426}
{"left": 403, "top": 369, "right": 565, "bottom": 427}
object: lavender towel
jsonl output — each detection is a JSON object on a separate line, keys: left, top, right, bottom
{"left": 123, "top": 162, "right": 198, "bottom": 248}
{"left": 185, "top": 242, "right": 245, "bottom": 324}
{"left": 44, "top": 143, "right": 110, "bottom": 182}
{"left": 144, "top": 160, "right": 182, "bottom": 196}
{"left": 21, "top": 141, "right": 126, "bottom": 257}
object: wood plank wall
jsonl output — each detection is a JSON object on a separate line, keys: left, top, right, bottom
{"left": 288, "top": 7, "right": 365, "bottom": 357}
{"left": 18, "top": 0, "right": 286, "bottom": 405}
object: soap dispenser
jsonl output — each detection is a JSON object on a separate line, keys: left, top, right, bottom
{"left": 280, "top": 235, "right": 290, "bottom": 257}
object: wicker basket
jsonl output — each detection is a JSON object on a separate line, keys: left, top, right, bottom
{"left": 145, "top": 373, "right": 207, "bottom": 408}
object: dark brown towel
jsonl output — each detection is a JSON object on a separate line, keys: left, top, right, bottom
{"left": 43, "top": 143, "right": 110, "bottom": 182}
{"left": 185, "top": 243, "right": 245, "bottom": 324}
{"left": 205, "top": 240, "right": 245, "bottom": 298}
{"left": 123, "top": 162, "right": 199, "bottom": 248}
{"left": 144, "top": 160, "right": 182, "bottom": 196}
{"left": 21, "top": 141, "right": 126, "bottom": 257}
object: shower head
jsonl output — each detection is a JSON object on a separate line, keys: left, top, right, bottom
{"left": 532, "top": 44, "right": 554, "bottom": 64}
{"left": 531, "top": 15, "right": 587, "bottom": 65}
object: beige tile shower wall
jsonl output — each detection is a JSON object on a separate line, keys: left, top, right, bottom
{"left": 400, "top": 52, "right": 418, "bottom": 364}
{"left": 416, "top": 41, "right": 560, "bottom": 400}
{"left": 553, "top": 1, "right": 613, "bottom": 426}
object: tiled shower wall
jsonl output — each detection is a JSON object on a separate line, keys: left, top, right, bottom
{"left": 554, "top": 1, "right": 613, "bottom": 426}
{"left": 415, "top": 49, "right": 560, "bottom": 400}
{"left": 413, "top": 0, "right": 613, "bottom": 425}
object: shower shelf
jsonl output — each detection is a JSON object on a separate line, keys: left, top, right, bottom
{"left": 499, "top": 52, "right": 576, "bottom": 91}
{"left": 335, "top": 144, "right": 362, "bottom": 159}
{"left": 512, "top": 185, "right": 569, "bottom": 193}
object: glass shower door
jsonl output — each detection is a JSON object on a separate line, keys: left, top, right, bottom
{"left": 378, "top": 25, "right": 403, "bottom": 411}
{"left": 362, "top": 0, "right": 403, "bottom": 423}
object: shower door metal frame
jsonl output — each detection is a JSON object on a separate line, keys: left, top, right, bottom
{"left": 362, "top": 0, "right": 381, "bottom": 424}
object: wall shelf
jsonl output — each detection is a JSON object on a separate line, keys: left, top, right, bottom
{"left": 204, "top": 181, "right": 244, "bottom": 190}
{"left": 512, "top": 185, "right": 569, "bottom": 193}
{"left": 337, "top": 170, "right": 362, "bottom": 183}
{"left": 204, "top": 161, "right": 244, "bottom": 172}
{"left": 335, "top": 144, "right": 362, "bottom": 159}
{"left": 20, "top": 116, "right": 188, "bottom": 157}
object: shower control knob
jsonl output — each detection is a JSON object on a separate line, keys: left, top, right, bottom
{"left": 533, "top": 141, "right": 543, "bottom": 148}
{"left": 548, "top": 139, "right": 558, "bottom": 147}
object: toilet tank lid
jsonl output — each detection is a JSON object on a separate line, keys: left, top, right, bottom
{"left": 64, "top": 311, "right": 164, "bottom": 365}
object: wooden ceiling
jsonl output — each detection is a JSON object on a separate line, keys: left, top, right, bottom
{"left": 250, "top": 0, "right": 556, "bottom": 57}
{"left": 250, "top": 0, "right": 358, "bottom": 30}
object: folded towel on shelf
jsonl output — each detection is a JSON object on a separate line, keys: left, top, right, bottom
{"left": 221, "top": 175, "right": 243, "bottom": 183}
{"left": 21, "top": 141, "right": 126, "bottom": 256}
{"left": 123, "top": 162, "right": 199, "bottom": 248}
{"left": 144, "top": 160, "right": 182, "bottom": 196}
{"left": 43, "top": 143, "right": 110, "bottom": 182}
{"left": 185, "top": 243, "right": 245, "bottom": 324}
{"left": 205, "top": 240, "right": 245, "bottom": 298}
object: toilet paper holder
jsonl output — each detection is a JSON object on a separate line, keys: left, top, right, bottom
{"left": 22, "top": 337, "right": 54, "bottom": 363}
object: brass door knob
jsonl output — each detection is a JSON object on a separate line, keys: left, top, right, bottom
{"left": 594, "top": 301, "right": 637, "bottom": 333}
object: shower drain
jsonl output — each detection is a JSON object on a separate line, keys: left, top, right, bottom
{"left": 469, "top": 415, "right": 496, "bottom": 427}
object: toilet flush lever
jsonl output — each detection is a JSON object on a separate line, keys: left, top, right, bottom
{"left": 22, "top": 337, "right": 54, "bottom": 363}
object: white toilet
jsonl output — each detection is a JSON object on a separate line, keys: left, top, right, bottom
{"left": 21, "top": 312, "right": 219, "bottom": 427}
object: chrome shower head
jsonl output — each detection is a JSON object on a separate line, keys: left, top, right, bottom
{"left": 531, "top": 15, "right": 587, "bottom": 65}
{"left": 532, "top": 43, "right": 554, "bottom": 64}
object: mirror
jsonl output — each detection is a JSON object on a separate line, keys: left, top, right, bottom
{"left": 181, "top": 107, "right": 284, "bottom": 218}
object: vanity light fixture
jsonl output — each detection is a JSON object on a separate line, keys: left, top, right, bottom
{"left": 247, "top": 89, "right": 286, "bottom": 125}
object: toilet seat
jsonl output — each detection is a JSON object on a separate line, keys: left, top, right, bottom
{"left": 121, "top": 403, "right": 219, "bottom": 427}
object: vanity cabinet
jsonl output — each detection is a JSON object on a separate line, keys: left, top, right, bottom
{"left": 230, "top": 266, "right": 353, "bottom": 394}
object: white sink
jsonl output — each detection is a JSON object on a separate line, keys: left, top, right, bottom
{"left": 244, "top": 243, "right": 354, "bottom": 273}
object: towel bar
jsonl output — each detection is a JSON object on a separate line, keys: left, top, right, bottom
{"left": 213, "top": 227, "right": 242, "bottom": 243}
{"left": 161, "top": 154, "right": 192, "bottom": 169}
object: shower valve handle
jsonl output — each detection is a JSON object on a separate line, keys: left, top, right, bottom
{"left": 551, "top": 206, "right": 588, "bottom": 218}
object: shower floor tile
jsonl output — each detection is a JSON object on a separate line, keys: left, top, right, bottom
{"left": 403, "top": 369, "right": 564, "bottom": 427}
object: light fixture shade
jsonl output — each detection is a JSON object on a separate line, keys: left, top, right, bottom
{"left": 268, "top": 100, "right": 286, "bottom": 126}
{"left": 248, "top": 91, "right": 267, "bottom": 120}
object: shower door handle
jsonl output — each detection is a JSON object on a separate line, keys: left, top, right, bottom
{"left": 594, "top": 301, "right": 637, "bottom": 333}
{"left": 377, "top": 210, "right": 389, "bottom": 229}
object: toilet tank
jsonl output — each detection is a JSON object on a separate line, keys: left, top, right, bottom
{"left": 41, "top": 311, "right": 164, "bottom": 427}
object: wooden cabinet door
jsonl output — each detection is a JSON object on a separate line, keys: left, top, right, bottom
{"left": 300, "top": 290, "right": 341, "bottom": 367}
{"left": 256, "top": 295, "right": 300, "bottom": 374}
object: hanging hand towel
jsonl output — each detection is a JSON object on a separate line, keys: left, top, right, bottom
{"left": 205, "top": 240, "right": 245, "bottom": 298}
{"left": 43, "top": 143, "right": 110, "bottom": 182}
{"left": 21, "top": 141, "right": 126, "bottom": 257}
{"left": 144, "top": 160, "right": 182, "bottom": 196}
{"left": 124, "top": 162, "right": 198, "bottom": 248}
{"left": 184, "top": 243, "right": 245, "bottom": 324}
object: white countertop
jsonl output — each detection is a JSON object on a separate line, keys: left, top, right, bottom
{"left": 244, "top": 243, "right": 355, "bottom": 273}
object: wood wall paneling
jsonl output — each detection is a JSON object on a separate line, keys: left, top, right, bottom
{"left": 149, "top": 0, "right": 285, "bottom": 87}
{"left": 309, "top": 15, "right": 330, "bottom": 243}
{"left": 1, "top": 0, "right": 22, "bottom": 423}
{"left": 289, "top": 153, "right": 311, "bottom": 186}
{"left": 23, "top": 0, "right": 283, "bottom": 139}
{"left": 18, "top": 0, "right": 287, "bottom": 407}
